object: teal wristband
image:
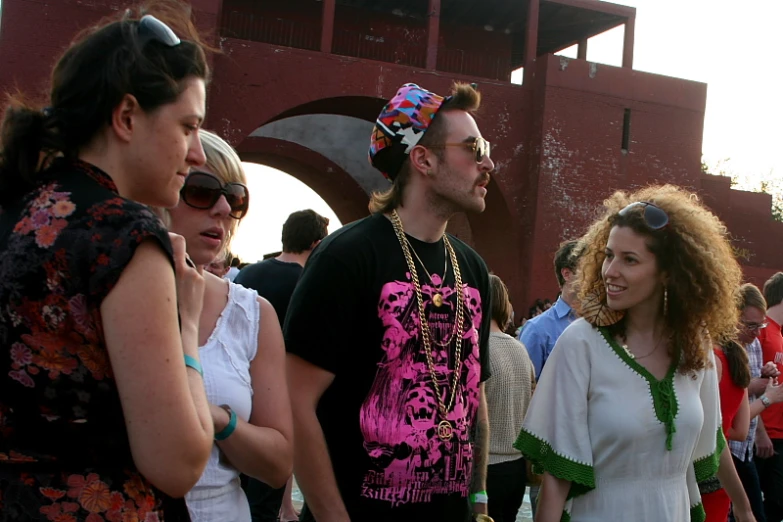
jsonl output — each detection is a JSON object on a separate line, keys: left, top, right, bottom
{"left": 215, "top": 405, "right": 237, "bottom": 441}
{"left": 184, "top": 354, "right": 203, "bottom": 376}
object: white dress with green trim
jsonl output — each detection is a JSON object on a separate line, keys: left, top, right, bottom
{"left": 514, "top": 319, "right": 724, "bottom": 522}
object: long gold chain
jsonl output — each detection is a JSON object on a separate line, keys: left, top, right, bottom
{"left": 390, "top": 210, "right": 465, "bottom": 420}
{"left": 405, "top": 238, "right": 458, "bottom": 347}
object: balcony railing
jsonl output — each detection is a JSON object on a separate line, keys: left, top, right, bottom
{"left": 220, "top": 11, "right": 512, "bottom": 81}
{"left": 220, "top": 11, "right": 320, "bottom": 51}
{"left": 332, "top": 30, "right": 427, "bottom": 69}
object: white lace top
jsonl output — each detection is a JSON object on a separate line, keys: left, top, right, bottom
{"left": 186, "top": 282, "right": 260, "bottom": 521}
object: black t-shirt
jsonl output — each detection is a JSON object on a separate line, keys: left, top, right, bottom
{"left": 285, "top": 213, "right": 492, "bottom": 522}
{"left": 235, "top": 258, "right": 302, "bottom": 326}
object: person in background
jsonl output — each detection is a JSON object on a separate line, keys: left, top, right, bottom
{"left": 756, "top": 273, "right": 783, "bottom": 522}
{"left": 517, "top": 239, "right": 581, "bottom": 517}
{"left": 519, "top": 240, "right": 581, "bottom": 380}
{"left": 206, "top": 251, "right": 231, "bottom": 278}
{"left": 727, "top": 283, "right": 783, "bottom": 522}
{"left": 226, "top": 255, "right": 241, "bottom": 282}
{"left": 0, "top": 4, "right": 215, "bottom": 519}
{"left": 485, "top": 274, "right": 536, "bottom": 522}
{"left": 235, "top": 209, "right": 329, "bottom": 323}
{"left": 236, "top": 209, "right": 329, "bottom": 522}
{"left": 165, "top": 130, "right": 293, "bottom": 521}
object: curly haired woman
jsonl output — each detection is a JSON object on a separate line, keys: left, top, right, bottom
{"left": 515, "top": 185, "right": 756, "bottom": 522}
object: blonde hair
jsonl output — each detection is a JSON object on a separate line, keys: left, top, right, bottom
{"left": 368, "top": 82, "right": 481, "bottom": 215}
{"left": 198, "top": 129, "right": 247, "bottom": 255}
{"left": 576, "top": 184, "right": 742, "bottom": 374}
{"left": 153, "top": 130, "right": 247, "bottom": 259}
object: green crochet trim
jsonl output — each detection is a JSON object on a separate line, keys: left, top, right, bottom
{"left": 691, "top": 502, "right": 706, "bottom": 522}
{"left": 600, "top": 327, "right": 680, "bottom": 450}
{"left": 560, "top": 512, "right": 571, "bottom": 522}
{"left": 514, "top": 428, "right": 595, "bottom": 500}
{"left": 694, "top": 428, "right": 726, "bottom": 483}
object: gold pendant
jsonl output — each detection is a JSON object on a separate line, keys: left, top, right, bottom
{"left": 437, "top": 419, "right": 453, "bottom": 441}
{"left": 432, "top": 293, "right": 443, "bottom": 307}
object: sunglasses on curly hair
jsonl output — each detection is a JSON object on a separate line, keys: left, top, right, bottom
{"left": 136, "top": 14, "right": 181, "bottom": 48}
{"left": 618, "top": 201, "right": 669, "bottom": 230}
{"left": 180, "top": 172, "right": 250, "bottom": 219}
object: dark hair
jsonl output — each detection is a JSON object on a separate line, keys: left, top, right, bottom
{"left": 763, "top": 272, "right": 783, "bottom": 308}
{"left": 281, "top": 209, "right": 330, "bottom": 254}
{"left": 369, "top": 82, "right": 481, "bottom": 215}
{"left": 554, "top": 239, "right": 581, "bottom": 288}
{"left": 0, "top": 0, "right": 210, "bottom": 206}
{"left": 489, "top": 274, "right": 512, "bottom": 330}
{"left": 721, "top": 340, "right": 751, "bottom": 389}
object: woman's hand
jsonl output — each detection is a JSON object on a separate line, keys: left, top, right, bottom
{"left": 761, "top": 362, "right": 780, "bottom": 379}
{"left": 763, "top": 377, "right": 783, "bottom": 404}
{"left": 169, "top": 233, "right": 205, "bottom": 330}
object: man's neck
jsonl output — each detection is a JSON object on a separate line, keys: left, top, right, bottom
{"left": 767, "top": 304, "right": 783, "bottom": 326}
{"left": 275, "top": 251, "right": 309, "bottom": 267}
{"left": 393, "top": 202, "right": 449, "bottom": 243}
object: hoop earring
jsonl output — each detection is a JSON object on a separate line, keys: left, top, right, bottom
{"left": 663, "top": 287, "right": 669, "bottom": 317}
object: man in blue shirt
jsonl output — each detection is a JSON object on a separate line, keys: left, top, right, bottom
{"left": 518, "top": 239, "right": 581, "bottom": 518}
{"left": 519, "top": 240, "right": 581, "bottom": 380}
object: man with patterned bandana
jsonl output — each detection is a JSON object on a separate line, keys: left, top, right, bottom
{"left": 285, "top": 82, "right": 495, "bottom": 522}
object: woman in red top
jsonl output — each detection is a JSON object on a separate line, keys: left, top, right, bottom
{"left": 701, "top": 340, "right": 751, "bottom": 522}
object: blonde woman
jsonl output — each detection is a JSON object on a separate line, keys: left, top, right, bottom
{"left": 515, "top": 185, "right": 755, "bottom": 522}
{"left": 166, "top": 130, "right": 293, "bottom": 521}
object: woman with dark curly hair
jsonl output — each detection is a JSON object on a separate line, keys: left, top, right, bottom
{"left": 515, "top": 185, "right": 756, "bottom": 522}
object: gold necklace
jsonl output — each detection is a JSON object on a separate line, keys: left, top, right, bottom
{"left": 390, "top": 209, "right": 465, "bottom": 441}
{"left": 405, "top": 238, "right": 448, "bottom": 307}
{"left": 404, "top": 239, "right": 458, "bottom": 347}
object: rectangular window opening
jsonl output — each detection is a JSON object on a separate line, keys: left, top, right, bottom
{"left": 621, "top": 108, "right": 631, "bottom": 154}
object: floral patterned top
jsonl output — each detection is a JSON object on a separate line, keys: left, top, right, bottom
{"left": 0, "top": 159, "right": 188, "bottom": 521}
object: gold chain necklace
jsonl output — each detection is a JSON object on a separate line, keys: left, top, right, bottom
{"left": 405, "top": 238, "right": 448, "bottom": 307}
{"left": 390, "top": 210, "right": 465, "bottom": 441}
{"left": 404, "top": 239, "right": 459, "bottom": 347}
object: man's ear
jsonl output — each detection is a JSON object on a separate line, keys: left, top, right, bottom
{"left": 408, "top": 144, "right": 436, "bottom": 177}
{"left": 309, "top": 239, "right": 322, "bottom": 251}
{"left": 561, "top": 267, "right": 574, "bottom": 283}
{"left": 110, "top": 93, "right": 142, "bottom": 143}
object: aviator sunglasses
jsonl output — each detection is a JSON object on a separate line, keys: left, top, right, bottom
{"left": 180, "top": 172, "right": 250, "bottom": 219}
{"left": 430, "top": 136, "right": 491, "bottom": 164}
{"left": 618, "top": 201, "right": 669, "bottom": 230}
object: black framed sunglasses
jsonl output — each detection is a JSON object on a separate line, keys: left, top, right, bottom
{"left": 618, "top": 201, "right": 669, "bottom": 230}
{"left": 431, "top": 137, "right": 491, "bottom": 163}
{"left": 180, "top": 172, "right": 250, "bottom": 219}
{"left": 136, "top": 14, "right": 181, "bottom": 48}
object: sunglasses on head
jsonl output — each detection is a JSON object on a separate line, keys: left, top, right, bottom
{"left": 618, "top": 201, "right": 669, "bottom": 230}
{"left": 180, "top": 172, "right": 250, "bottom": 219}
{"left": 136, "top": 14, "right": 181, "bottom": 48}
{"left": 430, "top": 136, "right": 491, "bottom": 163}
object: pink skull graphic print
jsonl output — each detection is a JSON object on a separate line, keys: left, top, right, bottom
{"left": 359, "top": 271, "right": 483, "bottom": 507}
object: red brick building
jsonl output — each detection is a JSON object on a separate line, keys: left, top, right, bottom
{"left": 1, "top": 0, "right": 780, "bottom": 308}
